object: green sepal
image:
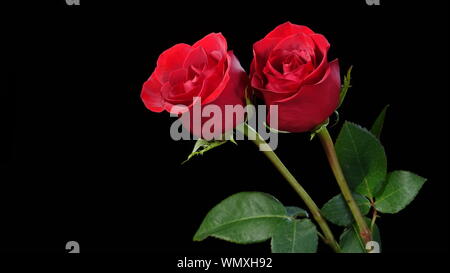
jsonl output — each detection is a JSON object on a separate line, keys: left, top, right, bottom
{"left": 338, "top": 66, "right": 353, "bottom": 108}
{"left": 182, "top": 138, "right": 228, "bottom": 164}
{"left": 310, "top": 118, "right": 329, "bottom": 141}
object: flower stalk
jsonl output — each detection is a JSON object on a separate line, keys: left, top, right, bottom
{"left": 238, "top": 123, "right": 340, "bottom": 252}
{"left": 317, "top": 127, "right": 372, "bottom": 244}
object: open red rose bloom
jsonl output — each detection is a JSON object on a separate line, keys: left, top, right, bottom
{"left": 251, "top": 22, "right": 341, "bottom": 132}
{"left": 141, "top": 33, "right": 247, "bottom": 138}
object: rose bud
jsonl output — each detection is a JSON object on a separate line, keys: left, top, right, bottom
{"left": 250, "top": 22, "right": 341, "bottom": 132}
{"left": 141, "top": 33, "right": 248, "bottom": 140}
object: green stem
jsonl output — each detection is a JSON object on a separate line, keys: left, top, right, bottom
{"left": 238, "top": 123, "right": 340, "bottom": 253}
{"left": 370, "top": 208, "right": 378, "bottom": 232}
{"left": 317, "top": 127, "right": 372, "bottom": 244}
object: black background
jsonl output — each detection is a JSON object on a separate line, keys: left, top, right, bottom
{"left": 2, "top": 0, "right": 449, "bottom": 256}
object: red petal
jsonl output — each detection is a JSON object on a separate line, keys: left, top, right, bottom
{"left": 198, "top": 54, "right": 230, "bottom": 105}
{"left": 208, "top": 51, "right": 247, "bottom": 108}
{"left": 303, "top": 34, "right": 331, "bottom": 85}
{"left": 193, "top": 33, "right": 227, "bottom": 55}
{"left": 271, "top": 33, "right": 316, "bottom": 55}
{"left": 141, "top": 73, "right": 164, "bottom": 112}
{"left": 251, "top": 26, "right": 317, "bottom": 94}
{"left": 155, "top": 43, "right": 192, "bottom": 83}
{"left": 183, "top": 51, "right": 248, "bottom": 139}
{"left": 252, "top": 37, "right": 282, "bottom": 82}
{"left": 265, "top": 22, "right": 315, "bottom": 39}
{"left": 183, "top": 46, "right": 208, "bottom": 71}
{"left": 168, "top": 68, "right": 188, "bottom": 85}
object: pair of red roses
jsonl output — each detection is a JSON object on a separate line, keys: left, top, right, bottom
{"left": 141, "top": 22, "right": 341, "bottom": 135}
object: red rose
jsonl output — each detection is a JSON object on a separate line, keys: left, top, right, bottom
{"left": 141, "top": 33, "right": 248, "bottom": 139}
{"left": 250, "top": 22, "right": 341, "bottom": 132}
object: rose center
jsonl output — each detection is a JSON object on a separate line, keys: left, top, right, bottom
{"left": 184, "top": 65, "right": 203, "bottom": 92}
{"left": 283, "top": 50, "right": 311, "bottom": 73}
{"left": 271, "top": 49, "right": 312, "bottom": 76}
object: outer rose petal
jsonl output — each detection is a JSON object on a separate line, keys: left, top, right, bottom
{"left": 141, "top": 73, "right": 164, "bottom": 112}
{"left": 265, "top": 22, "right": 315, "bottom": 39}
{"left": 302, "top": 34, "right": 331, "bottom": 85}
{"left": 183, "top": 46, "right": 208, "bottom": 71}
{"left": 182, "top": 51, "right": 248, "bottom": 139}
{"left": 252, "top": 37, "right": 282, "bottom": 82}
{"left": 198, "top": 54, "right": 230, "bottom": 105}
{"left": 193, "top": 33, "right": 227, "bottom": 55}
{"left": 271, "top": 32, "right": 316, "bottom": 55}
{"left": 267, "top": 59, "right": 340, "bottom": 132}
{"left": 155, "top": 43, "right": 192, "bottom": 83}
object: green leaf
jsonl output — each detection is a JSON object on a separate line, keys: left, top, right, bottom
{"left": 374, "top": 171, "right": 427, "bottom": 214}
{"left": 340, "top": 218, "right": 381, "bottom": 253}
{"left": 370, "top": 105, "right": 389, "bottom": 139}
{"left": 271, "top": 219, "right": 318, "bottom": 253}
{"left": 182, "top": 138, "right": 227, "bottom": 164}
{"left": 321, "top": 193, "right": 371, "bottom": 226}
{"left": 285, "top": 206, "right": 309, "bottom": 218}
{"left": 335, "top": 122, "right": 387, "bottom": 198}
{"left": 193, "top": 192, "right": 288, "bottom": 244}
{"left": 338, "top": 66, "right": 353, "bottom": 108}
